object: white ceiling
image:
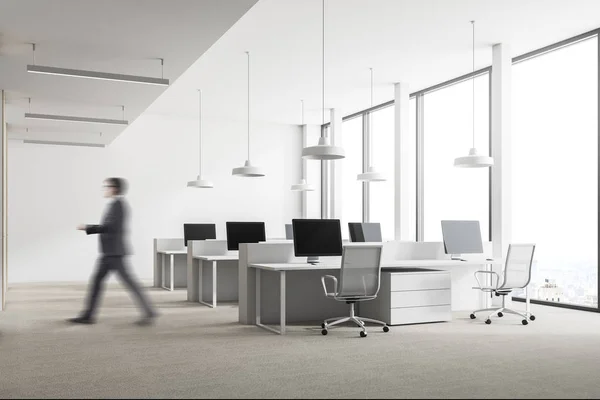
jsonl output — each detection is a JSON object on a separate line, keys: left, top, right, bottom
{"left": 148, "top": 0, "right": 600, "bottom": 130}
{"left": 0, "top": 0, "right": 258, "bottom": 145}
{"left": 4, "top": 0, "right": 600, "bottom": 146}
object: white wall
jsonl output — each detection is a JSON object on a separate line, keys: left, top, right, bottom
{"left": 8, "top": 114, "right": 302, "bottom": 283}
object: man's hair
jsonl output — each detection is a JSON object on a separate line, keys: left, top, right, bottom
{"left": 105, "top": 177, "right": 128, "bottom": 195}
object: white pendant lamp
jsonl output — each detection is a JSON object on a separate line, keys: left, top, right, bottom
{"left": 454, "top": 21, "right": 494, "bottom": 168}
{"left": 358, "top": 68, "right": 387, "bottom": 182}
{"left": 292, "top": 100, "right": 316, "bottom": 191}
{"left": 188, "top": 90, "right": 214, "bottom": 188}
{"left": 301, "top": 0, "right": 345, "bottom": 161}
{"left": 232, "top": 51, "right": 265, "bottom": 177}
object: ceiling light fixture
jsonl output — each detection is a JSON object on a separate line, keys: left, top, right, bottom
{"left": 26, "top": 44, "right": 169, "bottom": 86}
{"left": 291, "top": 100, "right": 316, "bottom": 191}
{"left": 187, "top": 90, "right": 214, "bottom": 188}
{"left": 24, "top": 98, "right": 129, "bottom": 126}
{"left": 357, "top": 68, "right": 387, "bottom": 182}
{"left": 454, "top": 21, "right": 494, "bottom": 168}
{"left": 232, "top": 51, "right": 265, "bottom": 177}
{"left": 301, "top": 0, "right": 345, "bottom": 161}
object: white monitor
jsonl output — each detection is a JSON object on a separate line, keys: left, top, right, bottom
{"left": 441, "top": 220, "right": 483, "bottom": 260}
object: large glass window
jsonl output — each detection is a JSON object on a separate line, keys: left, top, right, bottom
{"left": 511, "top": 36, "right": 598, "bottom": 308}
{"left": 305, "top": 125, "right": 321, "bottom": 219}
{"left": 340, "top": 116, "right": 363, "bottom": 239}
{"left": 423, "top": 74, "right": 490, "bottom": 241}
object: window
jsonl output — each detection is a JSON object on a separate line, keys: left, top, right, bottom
{"left": 339, "top": 116, "right": 363, "bottom": 239}
{"left": 305, "top": 126, "right": 321, "bottom": 219}
{"left": 423, "top": 74, "right": 490, "bottom": 241}
{"left": 511, "top": 36, "right": 598, "bottom": 308}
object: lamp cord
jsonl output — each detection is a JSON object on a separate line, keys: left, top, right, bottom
{"left": 369, "top": 67, "right": 374, "bottom": 170}
{"left": 471, "top": 20, "right": 475, "bottom": 149}
{"left": 246, "top": 51, "right": 250, "bottom": 161}
{"left": 321, "top": 0, "right": 325, "bottom": 136}
{"left": 198, "top": 89, "right": 202, "bottom": 175}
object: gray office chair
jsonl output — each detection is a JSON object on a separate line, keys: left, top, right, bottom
{"left": 320, "top": 244, "right": 390, "bottom": 337}
{"left": 470, "top": 243, "right": 536, "bottom": 325}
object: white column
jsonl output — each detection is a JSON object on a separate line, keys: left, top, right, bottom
{"left": 491, "top": 44, "right": 512, "bottom": 306}
{"left": 301, "top": 124, "right": 308, "bottom": 218}
{"left": 394, "top": 82, "right": 411, "bottom": 240}
{"left": 491, "top": 44, "right": 512, "bottom": 259}
{"left": 1, "top": 90, "right": 5, "bottom": 311}
{"left": 330, "top": 108, "right": 343, "bottom": 219}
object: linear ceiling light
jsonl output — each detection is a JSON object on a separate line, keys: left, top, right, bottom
{"left": 24, "top": 113, "right": 128, "bottom": 126}
{"left": 24, "top": 140, "right": 105, "bottom": 148}
{"left": 26, "top": 44, "right": 169, "bottom": 86}
{"left": 27, "top": 65, "right": 169, "bottom": 86}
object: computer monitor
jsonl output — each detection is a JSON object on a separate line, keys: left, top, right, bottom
{"left": 285, "top": 224, "right": 293, "bottom": 240}
{"left": 441, "top": 220, "right": 483, "bottom": 260}
{"left": 348, "top": 222, "right": 382, "bottom": 242}
{"left": 226, "top": 222, "right": 266, "bottom": 251}
{"left": 292, "top": 219, "right": 343, "bottom": 264}
{"left": 183, "top": 223, "right": 216, "bottom": 246}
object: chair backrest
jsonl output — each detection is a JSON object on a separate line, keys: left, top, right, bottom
{"left": 337, "top": 244, "right": 383, "bottom": 298}
{"left": 499, "top": 244, "right": 536, "bottom": 289}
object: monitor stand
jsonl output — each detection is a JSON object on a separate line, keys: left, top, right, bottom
{"left": 307, "top": 256, "right": 320, "bottom": 265}
{"left": 450, "top": 254, "right": 466, "bottom": 261}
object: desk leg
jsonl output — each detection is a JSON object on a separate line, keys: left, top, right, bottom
{"left": 212, "top": 261, "right": 217, "bottom": 307}
{"left": 255, "top": 269, "right": 284, "bottom": 335}
{"left": 161, "top": 254, "right": 169, "bottom": 291}
{"left": 199, "top": 260, "right": 216, "bottom": 308}
{"left": 170, "top": 254, "right": 174, "bottom": 291}
{"left": 280, "top": 270, "right": 286, "bottom": 335}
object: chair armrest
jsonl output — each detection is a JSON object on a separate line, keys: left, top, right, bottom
{"left": 474, "top": 270, "right": 500, "bottom": 290}
{"left": 321, "top": 275, "right": 338, "bottom": 297}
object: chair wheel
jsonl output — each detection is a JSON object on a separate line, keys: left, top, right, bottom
{"left": 522, "top": 319, "right": 528, "bottom": 325}
{"left": 470, "top": 313, "right": 476, "bottom": 319}
{"left": 321, "top": 323, "right": 326, "bottom": 329}
{"left": 485, "top": 319, "right": 492, "bottom": 325}
{"left": 383, "top": 326, "right": 390, "bottom": 333}
{"left": 360, "top": 331, "right": 367, "bottom": 338}
{"left": 321, "top": 329, "right": 328, "bottom": 335}
{"left": 529, "top": 315, "right": 536, "bottom": 321}
{"left": 497, "top": 312, "right": 503, "bottom": 317}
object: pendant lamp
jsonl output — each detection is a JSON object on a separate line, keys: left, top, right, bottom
{"left": 292, "top": 100, "right": 316, "bottom": 191}
{"left": 187, "top": 90, "right": 214, "bottom": 188}
{"left": 454, "top": 21, "right": 494, "bottom": 168}
{"left": 232, "top": 51, "right": 265, "bottom": 177}
{"left": 357, "top": 68, "right": 387, "bottom": 182}
{"left": 301, "top": 0, "right": 345, "bottom": 161}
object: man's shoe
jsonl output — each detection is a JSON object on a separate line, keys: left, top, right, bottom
{"left": 67, "top": 316, "right": 95, "bottom": 325}
{"left": 135, "top": 314, "right": 157, "bottom": 327}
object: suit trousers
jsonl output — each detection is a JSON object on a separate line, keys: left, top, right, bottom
{"left": 83, "top": 255, "right": 154, "bottom": 319}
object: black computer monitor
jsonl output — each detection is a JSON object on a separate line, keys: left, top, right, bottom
{"left": 292, "top": 219, "right": 342, "bottom": 264}
{"left": 183, "top": 223, "right": 216, "bottom": 246}
{"left": 226, "top": 222, "right": 266, "bottom": 251}
{"left": 348, "top": 222, "right": 382, "bottom": 242}
{"left": 441, "top": 220, "right": 483, "bottom": 260}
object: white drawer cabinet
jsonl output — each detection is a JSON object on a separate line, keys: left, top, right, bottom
{"left": 360, "top": 268, "right": 452, "bottom": 325}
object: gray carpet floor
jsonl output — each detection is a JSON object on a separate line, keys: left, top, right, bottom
{"left": 1, "top": 281, "right": 600, "bottom": 399}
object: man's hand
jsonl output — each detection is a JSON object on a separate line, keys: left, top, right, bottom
{"left": 76, "top": 224, "right": 86, "bottom": 231}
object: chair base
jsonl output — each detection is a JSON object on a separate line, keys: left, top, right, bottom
{"left": 321, "top": 303, "right": 389, "bottom": 337}
{"left": 471, "top": 296, "right": 535, "bottom": 325}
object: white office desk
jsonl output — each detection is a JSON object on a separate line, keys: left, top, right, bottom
{"left": 249, "top": 259, "right": 502, "bottom": 335}
{"left": 192, "top": 255, "right": 239, "bottom": 308}
{"left": 157, "top": 249, "right": 188, "bottom": 291}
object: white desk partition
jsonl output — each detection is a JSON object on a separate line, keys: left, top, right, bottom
{"left": 153, "top": 238, "right": 185, "bottom": 288}
{"left": 187, "top": 240, "right": 238, "bottom": 305}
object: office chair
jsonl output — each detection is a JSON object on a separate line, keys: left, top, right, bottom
{"left": 470, "top": 243, "right": 536, "bottom": 325}
{"left": 320, "top": 244, "right": 390, "bottom": 337}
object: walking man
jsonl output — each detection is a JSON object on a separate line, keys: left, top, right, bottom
{"left": 68, "top": 177, "right": 156, "bottom": 326}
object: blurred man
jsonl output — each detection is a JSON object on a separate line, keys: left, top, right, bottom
{"left": 68, "top": 177, "right": 156, "bottom": 326}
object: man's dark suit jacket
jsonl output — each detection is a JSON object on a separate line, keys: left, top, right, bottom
{"left": 85, "top": 198, "right": 129, "bottom": 256}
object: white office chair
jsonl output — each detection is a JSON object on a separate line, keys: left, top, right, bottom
{"left": 470, "top": 243, "right": 536, "bottom": 325}
{"left": 320, "top": 244, "right": 390, "bottom": 337}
